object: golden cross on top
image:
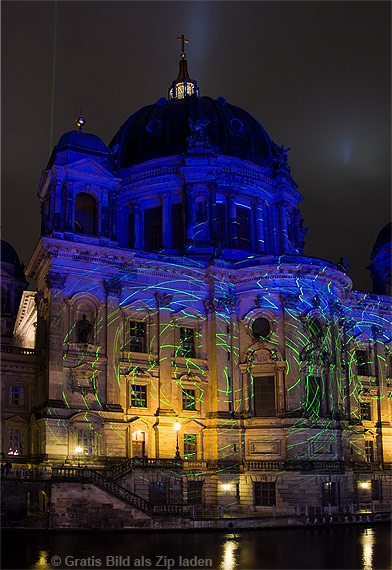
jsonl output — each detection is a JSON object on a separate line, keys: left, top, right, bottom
{"left": 177, "top": 34, "right": 189, "bottom": 53}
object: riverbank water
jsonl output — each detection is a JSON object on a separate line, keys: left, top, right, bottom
{"left": 2, "top": 523, "right": 391, "bottom": 570}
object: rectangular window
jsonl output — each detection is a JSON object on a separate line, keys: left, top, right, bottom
{"left": 77, "top": 429, "right": 95, "bottom": 455}
{"left": 144, "top": 206, "right": 162, "bottom": 251}
{"left": 129, "top": 321, "right": 146, "bottom": 352}
{"left": 236, "top": 206, "right": 251, "bottom": 250}
{"left": 371, "top": 479, "right": 382, "bottom": 501}
{"left": 356, "top": 350, "right": 370, "bottom": 376}
{"left": 182, "top": 388, "right": 196, "bottom": 411}
{"left": 216, "top": 203, "right": 228, "bottom": 247}
{"left": 360, "top": 402, "right": 372, "bottom": 421}
{"left": 254, "top": 376, "right": 276, "bottom": 417}
{"left": 8, "top": 428, "right": 23, "bottom": 456}
{"left": 254, "top": 482, "right": 276, "bottom": 506}
{"left": 187, "top": 481, "right": 203, "bottom": 504}
{"left": 171, "top": 203, "right": 183, "bottom": 249}
{"left": 180, "top": 327, "right": 195, "bottom": 358}
{"left": 130, "top": 384, "right": 147, "bottom": 408}
{"left": 183, "top": 434, "right": 197, "bottom": 459}
{"left": 9, "top": 386, "right": 24, "bottom": 406}
{"left": 305, "top": 376, "right": 323, "bottom": 417}
{"left": 149, "top": 481, "right": 167, "bottom": 504}
{"left": 322, "top": 481, "right": 338, "bottom": 506}
{"left": 365, "top": 440, "right": 374, "bottom": 463}
{"left": 128, "top": 211, "right": 135, "bottom": 249}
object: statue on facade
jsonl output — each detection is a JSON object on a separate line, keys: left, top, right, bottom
{"left": 77, "top": 314, "right": 92, "bottom": 344}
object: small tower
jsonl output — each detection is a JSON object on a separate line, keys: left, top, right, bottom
{"left": 168, "top": 35, "right": 199, "bottom": 99}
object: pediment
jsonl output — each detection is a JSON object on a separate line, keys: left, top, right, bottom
{"left": 64, "top": 158, "right": 115, "bottom": 179}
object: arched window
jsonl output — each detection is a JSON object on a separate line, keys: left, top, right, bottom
{"left": 74, "top": 193, "right": 98, "bottom": 235}
{"left": 236, "top": 206, "right": 251, "bottom": 250}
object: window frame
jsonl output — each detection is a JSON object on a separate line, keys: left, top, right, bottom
{"left": 129, "top": 320, "right": 147, "bottom": 353}
{"left": 254, "top": 481, "right": 276, "bottom": 506}
{"left": 129, "top": 383, "right": 148, "bottom": 409}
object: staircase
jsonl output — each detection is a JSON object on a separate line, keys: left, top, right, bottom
{"left": 51, "top": 467, "right": 190, "bottom": 517}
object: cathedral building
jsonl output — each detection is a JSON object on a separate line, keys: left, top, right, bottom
{"left": 1, "top": 44, "right": 391, "bottom": 524}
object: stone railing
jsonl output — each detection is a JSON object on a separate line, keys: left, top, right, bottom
{"left": 244, "top": 461, "right": 284, "bottom": 471}
{"left": 110, "top": 457, "right": 184, "bottom": 479}
{"left": 0, "top": 346, "right": 35, "bottom": 355}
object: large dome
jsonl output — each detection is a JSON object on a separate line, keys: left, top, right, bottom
{"left": 110, "top": 95, "right": 281, "bottom": 170}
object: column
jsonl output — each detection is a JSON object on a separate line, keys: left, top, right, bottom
{"left": 209, "top": 182, "right": 218, "bottom": 244}
{"left": 54, "top": 180, "right": 64, "bottom": 230}
{"left": 185, "top": 183, "right": 194, "bottom": 241}
{"left": 162, "top": 192, "right": 171, "bottom": 249}
{"left": 278, "top": 201, "right": 290, "bottom": 253}
{"left": 255, "top": 199, "right": 266, "bottom": 253}
{"left": 229, "top": 196, "right": 237, "bottom": 248}
{"left": 134, "top": 201, "right": 141, "bottom": 249}
{"left": 155, "top": 292, "right": 175, "bottom": 416}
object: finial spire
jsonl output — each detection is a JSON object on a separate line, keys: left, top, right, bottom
{"left": 169, "top": 35, "right": 199, "bottom": 100}
{"left": 177, "top": 34, "right": 188, "bottom": 55}
{"left": 75, "top": 111, "right": 86, "bottom": 132}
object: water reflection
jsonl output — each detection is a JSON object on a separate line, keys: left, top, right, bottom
{"left": 32, "top": 550, "right": 52, "bottom": 569}
{"left": 220, "top": 536, "right": 239, "bottom": 570}
{"left": 361, "top": 528, "right": 375, "bottom": 570}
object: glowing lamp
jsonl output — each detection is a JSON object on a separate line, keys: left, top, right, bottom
{"left": 360, "top": 481, "right": 371, "bottom": 489}
{"left": 174, "top": 422, "right": 181, "bottom": 431}
{"left": 223, "top": 484, "right": 231, "bottom": 492}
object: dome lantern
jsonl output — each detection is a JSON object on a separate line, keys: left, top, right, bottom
{"left": 168, "top": 35, "right": 199, "bottom": 100}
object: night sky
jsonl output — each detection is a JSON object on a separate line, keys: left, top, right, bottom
{"left": 2, "top": 1, "right": 390, "bottom": 291}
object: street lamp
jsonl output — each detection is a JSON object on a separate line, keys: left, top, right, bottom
{"left": 174, "top": 422, "right": 181, "bottom": 461}
{"left": 75, "top": 446, "right": 83, "bottom": 468}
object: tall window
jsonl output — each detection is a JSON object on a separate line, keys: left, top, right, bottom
{"left": 187, "top": 481, "right": 203, "bottom": 504}
{"left": 365, "top": 440, "right": 374, "bottom": 463}
{"left": 254, "top": 376, "right": 276, "bottom": 417}
{"left": 183, "top": 434, "right": 197, "bottom": 459}
{"left": 360, "top": 402, "right": 371, "bottom": 421}
{"left": 371, "top": 480, "right": 381, "bottom": 501}
{"left": 179, "top": 328, "right": 195, "bottom": 358}
{"left": 254, "top": 482, "right": 276, "bottom": 506}
{"left": 130, "top": 384, "right": 147, "bottom": 408}
{"left": 236, "top": 206, "right": 251, "bottom": 250}
{"left": 129, "top": 321, "right": 146, "bottom": 352}
{"left": 149, "top": 482, "right": 167, "bottom": 504}
{"left": 305, "top": 376, "right": 323, "bottom": 417}
{"left": 171, "top": 203, "right": 184, "bottom": 249}
{"left": 9, "top": 386, "right": 24, "bottom": 406}
{"left": 8, "top": 428, "right": 23, "bottom": 456}
{"left": 356, "top": 350, "right": 370, "bottom": 376}
{"left": 182, "top": 389, "right": 196, "bottom": 411}
{"left": 77, "top": 429, "right": 95, "bottom": 455}
{"left": 74, "top": 193, "right": 98, "bottom": 235}
{"left": 322, "top": 482, "right": 338, "bottom": 506}
{"left": 144, "top": 206, "right": 162, "bottom": 250}
{"left": 216, "top": 203, "right": 228, "bottom": 247}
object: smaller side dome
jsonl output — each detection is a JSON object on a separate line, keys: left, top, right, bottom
{"left": 56, "top": 130, "right": 109, "bottom": 154}
{"left": 1, "top": 240, "right": 22, "bottom": 267}
{"left": 47, "top": 130, "right": 110, "bottom": 168}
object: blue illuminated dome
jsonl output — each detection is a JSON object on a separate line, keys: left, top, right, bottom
{"left": 110, "top": 95, "right": 281, "bottom": 170}
{"left": 48, "top": 129, "right": 110, "bottom": 167}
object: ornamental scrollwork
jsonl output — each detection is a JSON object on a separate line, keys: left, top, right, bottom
{"left": 155, "top": 292, "right": 173, "bottom": 308}
{"left": 45, "top": 271, "right": 66, "bottom": 290}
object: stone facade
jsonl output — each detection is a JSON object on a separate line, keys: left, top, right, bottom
{"left": 1, "top": 51, "right": 391, "bottom": 525}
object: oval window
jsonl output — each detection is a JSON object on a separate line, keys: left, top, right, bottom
{"left": 251, "top": 317, "right": 271, "bottom": 339}
{"left": 146, "top": 119, "right": 162, "bottom": 134}
{"left": 230, "top": 118, "right": 244, "bottom": 133}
